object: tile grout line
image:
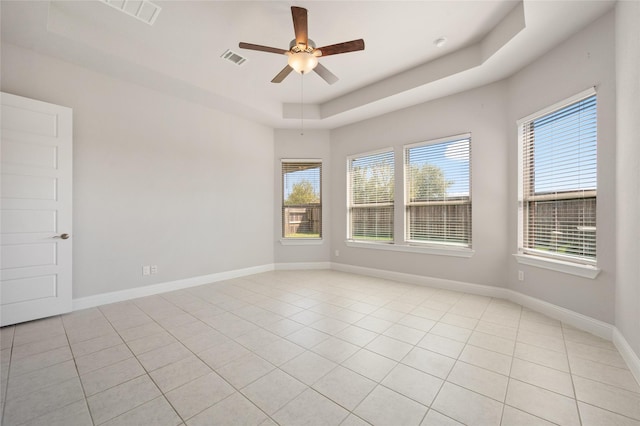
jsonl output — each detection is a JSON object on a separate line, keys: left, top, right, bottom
{"left": 130, "top": 292, "right": 285, "bottom": 425}
{"left": 306, "top": 288, "right": 434, "bottom": 424}
{"left": 429, "top": 293, "right": 500, "bottom": 424}
{"left": 385, "top": 291, "right": 489, "bottom": 424}
{"left": 389, "top": 289, "right": 462, "bottom": 425}
{"left": 499, "top": 297, "right": 523, "bottom": 426}
{"left": 95, "top": 304, "right": 185, "bottom": 426}
{"left": 271, "top": 283, "right": 433, "bottom": 423}
{"left": 422, "top": 293, "right": 500, "bottom": 423}
{"left": 4, "top": 316, "right": 94, "bottom": 426}
{"left": 561, "top": 321, "right": 584, "bottom": 425}
{"left": 0, "top": 326, "right": 16, "bottom": 426}
{"left": 61, "top": 314, "right": 98, "bottom": 426}
{"left": 182, "top": 276, "right": 632, "bottom": 422}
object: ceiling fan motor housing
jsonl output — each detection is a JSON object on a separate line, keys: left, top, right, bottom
{"left": 290, "top": 39, "right": 316, "bottom": 53}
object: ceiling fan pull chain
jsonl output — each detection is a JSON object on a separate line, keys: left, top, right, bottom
{"left": 300, "top": 71, "right": 304, "bottom": 136}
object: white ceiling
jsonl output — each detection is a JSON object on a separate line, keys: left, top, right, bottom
{"left": 1, "top": 1, "right": 614, "bottom": 129}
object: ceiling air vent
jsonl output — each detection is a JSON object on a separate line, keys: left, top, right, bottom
{"left": 101, "top": 0, "right": 161, "bottom": 26}
{"left": 221, "top": 49, "right": 248, "bottom": 66}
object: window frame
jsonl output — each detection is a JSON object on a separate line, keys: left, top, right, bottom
{"left": 403, "top": 133, "right": 472, "bottom": 249}
{"left": 516, "top": 88, "right": 600, "bottom": 277}
{"left": 346, "top": 148, "right": 395, "bottom": 244}
{"left": 281, "top": 159, "right": 323, "bottom": 243}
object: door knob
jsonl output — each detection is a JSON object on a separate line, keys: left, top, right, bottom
{"left": 54, "top": 233, "right": 70, "bottom": 239}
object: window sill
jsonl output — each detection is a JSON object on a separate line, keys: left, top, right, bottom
{"left": 345, "top": 240, "right": 474, "bottom": 258}
{"left": 513, "top": 253, "right": 601, "bottom": 279}
{"left": 280, "top": 238, "right": 323, "bottom": 246}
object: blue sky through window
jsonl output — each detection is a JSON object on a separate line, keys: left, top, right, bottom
{"left": 283, "top": 166, "right": 320, "bottom": 200}
{"left": 408, "top": 138, "right": 470, "bottom": 197}
{"left": 532, "top": 95, "right": 597, "bottom": 194}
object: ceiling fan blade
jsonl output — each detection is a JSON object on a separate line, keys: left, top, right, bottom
{"left": 271, "top": 65, "right": 294, "bottom": 83}
{"left": 239, "top": 42, "right": 288, "bottom": 55}
{"left": 315, "top": 39, "right": 365, "bottom": 57}
{"left": 291, "top": 6, "right": 308, "bottom": 47}
{"left": 313, "top": 63, "right": 339, "bottom": 85}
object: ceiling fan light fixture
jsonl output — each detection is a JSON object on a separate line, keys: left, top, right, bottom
{"left": 288, "top": 51, "right": 318, "bottom": 74}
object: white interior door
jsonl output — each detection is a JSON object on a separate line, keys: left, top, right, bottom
{"left": 1, "top": 92, "right": 73, "bottom": 326}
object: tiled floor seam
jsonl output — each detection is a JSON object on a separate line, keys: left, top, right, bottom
{"left": 498, "top": 300, "right": 522, "bottom": 426}
{"left": 88, "top": 308, "right": 188, "bottom": 425}
{"left": 587, "top": 373, "right": 640, "bottom": 395}
{"left": 4, "top": 319, "right": 90, "bottom": 426}
{"left": 561, "top": 321, "right": 585, "bottom": 426}
{"left": 418, "top": 328, "right": 464, "bottom": 425}
{"left": 0, "top": 341, "right": 14, "bottom": 425}
{"left": 578, "top": 400, "right": 640, "bottom": 423}
{"left": 62, "top": 317, "right": 102, "bottom": 426}
{"left": 429, "top": 294, "right": 508, "bottom": 423}
{"left": 137, "top": 318, "right": 277, "bottom": 426}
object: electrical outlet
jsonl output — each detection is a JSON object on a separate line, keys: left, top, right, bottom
{"left": 518, "top": 270, "right": 524, "bottom": 281}
{"left": 150, "top": 265, "right": 158, "bottom": 274}
{"left": 335, "top": 250, "right": 340, "bottom": 257}
{"left": 142, "top": 265, "right": 151, "bottom": 276}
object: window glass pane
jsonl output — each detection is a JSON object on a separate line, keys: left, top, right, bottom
{"left": 532, "top": 96, "right": 597, "bottom": 193}
{"left": 521, "top": 94, "right": 597, "bottom": 262}
{"left": 527, "top": 198, "right": 596, "bottom": 259}
{"left": 405, "top": 137, "right": 471, "bottom": 247}
{"left": 282, "top": 161, "right": 321, "bottom": 238}
{"left": 349, "top": 151, "right": 394, "bottom": 242}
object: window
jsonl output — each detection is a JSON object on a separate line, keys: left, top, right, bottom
{"left": 405, "top": 135, "right": 471, "bottom": 247}
{"left": 348, "top": 150, "right": 394, "bottom": 242}
{"left": 282, "top": 160, "right": 321, "bottom": 239}
{"left": 519, "top": 90, "right": 597, "bottom": 264}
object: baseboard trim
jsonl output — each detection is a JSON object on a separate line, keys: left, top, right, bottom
{"left": 70, "top": 260, "right": 638, "bottom": 385}
{"left": 506, "top": 289, "right": 613, "bottom": 340}
{"left": 330, "top": 262, "right": 508, "bottom": 299}
{"left": 613, "top": 327, "right": 640, "bottom": 386}
{"left": 332, "top": 263, "right": 639, "bottom": 383}
{"left": 274, "top": 262, "right": 332, "bottom": 270}
{"left": 330, "top": 262, "right": 614, "bottom": 340}
{"left": 72, "top": 264, "right": 274, "bottom": 311}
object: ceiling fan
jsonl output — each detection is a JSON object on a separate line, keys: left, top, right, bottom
{"left": 238, "top": 6, "right": 365, "bottom": 85}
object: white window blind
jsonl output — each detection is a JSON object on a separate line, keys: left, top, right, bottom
{"left": 282, "top": 160, "right": 322, "bottom": 239}
{"left": 520, "top": 92, "right": 597, "bottom": 263}
{"left": 405, "top": 135, "right": 471, "bottom": 247}
{"left": 348, "top": 150, "right": 394, "bottom": 242}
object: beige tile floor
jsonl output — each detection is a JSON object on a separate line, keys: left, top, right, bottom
{"left": 1, "top": 270, "right": 639, "bottom": 425}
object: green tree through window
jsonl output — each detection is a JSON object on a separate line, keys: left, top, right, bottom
{"left": 285, "top": 180, "right": 319, "bottom": 205}
{"left": 282, "top": 161, "right": 322, "bottom": 238}
{"left": 405, "top": 135, "right": 471, "bottom": 246}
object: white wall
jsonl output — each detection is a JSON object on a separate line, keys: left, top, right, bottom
{"left": 506, "top": 11, "right": 616, "bottom": 323}
{"left": 615, "top": 1, "right": 640, "bottom": 357}
{"left": 1, "top": 43, "right": 275, "bottom": 299}
{"left": 330, "top": 81, "right": 510, "bottom": 288}
{"left": 274, "top": 129, "right": 331, "bottom": 264}
{"left": 328, "top": 11, "right": 618, "bottom": 324}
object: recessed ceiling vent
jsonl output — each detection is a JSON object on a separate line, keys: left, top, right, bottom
{"left": 221, "top": 49, "right": 248, "bottom": 66}
{"left": 101, "top": 0, "right": 161, "bottom": 26}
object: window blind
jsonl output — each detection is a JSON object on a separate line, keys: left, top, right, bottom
{"left": 348, "top": 150, "right": 394, "bottom": 242}
{"left": 521, "top": 94, "right": 597, "bottom": 262}
{"left": 405, "top": 136, "right": 471, "bottom": 247}
{"left": 282, "top": 160, "right": 322, "bottom": 238}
